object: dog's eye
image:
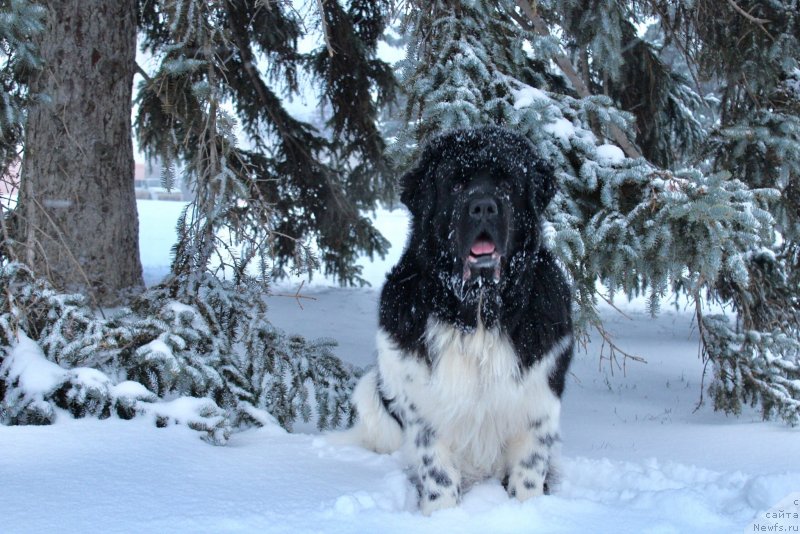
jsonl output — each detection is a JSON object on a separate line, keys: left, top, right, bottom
{"left": 451, "top": 183, "right": 464, "bottom": 194}
{"left": 498, "top": 180, "right": 512, "bottom": 193}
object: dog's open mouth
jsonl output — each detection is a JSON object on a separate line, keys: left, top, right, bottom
{"left": 468, "top": 237, "right": 500, "bottom": 267}
{"left": 463, "top": 233, "right": 502, "bottom": 281}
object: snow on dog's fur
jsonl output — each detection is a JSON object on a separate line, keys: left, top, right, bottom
{"left": 339, "top": 127, "right": 573, "bottom": 515}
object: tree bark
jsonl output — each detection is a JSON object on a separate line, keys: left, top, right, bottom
{"left": 18, "top": 0, "right": 143, "bottom": 305}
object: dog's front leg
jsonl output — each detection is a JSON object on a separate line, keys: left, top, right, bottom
{"left": 505, "top": 412, "right": 560, "bottom": 501}
{"left": 410, "top": 421, "right": 461, "bottom": 515}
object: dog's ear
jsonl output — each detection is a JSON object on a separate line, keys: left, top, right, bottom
{"left": 528, "top": 157, "right": 557, "bottom": 214}
{"left": 400, "top": 165, "right": 425, "bottom": 216}
{"left": 400, "top": 149, "right": 437, "bottom": 217}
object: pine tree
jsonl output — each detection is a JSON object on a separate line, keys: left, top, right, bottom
{"left": 136, "top": 0, "right": 396, "bottom": 286}
{"left": 395, "top": 0, "right": 799, "bottom": 424}
{"left": 1, "top": 1, "right": 394, "bottom": 437}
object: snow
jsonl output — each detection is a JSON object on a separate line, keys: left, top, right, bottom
{"left": 139, "top": 337, "right": 177, "bottom": 363}
{"left": 1, "top": 200, "right": 799, "bottom": 533}
{"left": 509, "top": 81, "right": 577, "bottom": 147}
{"left": 110, "top": 380, "right": 155, "bottom": 400}
{"left": 152, "top": 396, "right": 223, "bottom": 425}
{"left": 508, "top": 81, "right": 626, "bottom": 161}
{"left": 136, "top": 199, "right": 185, "bottom": 286}
{"left": 510, "top": 85, "right": 550, "bottom": 109}
{"left": 787, "top": 68, "right": 800, "bottom": 98}
{"left": 595, "top": 144, "right": 625, "bottom": 165}
{"left": 544, "top": 118, "right": 576, "bottom": 146}
{"left": 1, "top": 332, "right": 65, "bottom": 394}
{"left": 69, "top": 366, "right": 112, "bottom": 390}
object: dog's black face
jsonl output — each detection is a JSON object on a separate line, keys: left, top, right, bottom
{"left": 434, "top": 169, "right": 523, "bottom": 284}
{"left": 401, "top": 127, "right": 556, "bottom": 298}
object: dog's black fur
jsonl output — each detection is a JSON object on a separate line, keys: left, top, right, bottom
{"left": 379, "top": 126, "right": 572, "bottom": 393}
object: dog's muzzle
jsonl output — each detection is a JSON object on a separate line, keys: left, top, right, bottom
{"left": 462, "top": 195, "right": 505, "bottom": 281}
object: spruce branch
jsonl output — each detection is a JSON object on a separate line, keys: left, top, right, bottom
{"left": 512, "top": 0, "right": 643, "bottom": 159}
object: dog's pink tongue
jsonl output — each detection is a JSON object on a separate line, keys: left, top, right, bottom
{"left": 470, "top": 239, "right": 496, "bottom": 256}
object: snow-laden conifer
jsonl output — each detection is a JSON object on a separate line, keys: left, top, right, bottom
{"left": 1, "top": 0, "right": 387, "bottom": 437}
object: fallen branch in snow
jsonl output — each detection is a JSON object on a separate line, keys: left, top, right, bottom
{"left": 0, "top": 262, "right": 358, "bottom": 436}
{"left": 268, "top": 280, "right": 318, "bottom": 310}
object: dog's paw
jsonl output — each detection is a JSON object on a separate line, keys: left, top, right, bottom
{"left": 419, "top": 488, "right": 459, "bottom": 516}
{"left": 506, "top": 470, "right": 545, "bottom": 502}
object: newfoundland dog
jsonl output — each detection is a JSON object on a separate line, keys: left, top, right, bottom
{"left": 343, "top": 126, "right": 573, "bottom": 515}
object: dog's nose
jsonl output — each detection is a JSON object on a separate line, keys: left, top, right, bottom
{"left": 469, "top": 197, "right": 498, "bottom": 221}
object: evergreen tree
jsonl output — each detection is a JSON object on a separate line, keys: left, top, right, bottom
{"left": 395, "top": 0, "right": 799, "bottom": 424}
{"left": 1, "top": 0, "right": 392, "bottom": 437}
{"left": 136, "top": 0, "right": 396, "bottom": 286}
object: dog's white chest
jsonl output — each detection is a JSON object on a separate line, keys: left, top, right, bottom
{"left": 376, "top": 321, "right": 560, "bottom": 479}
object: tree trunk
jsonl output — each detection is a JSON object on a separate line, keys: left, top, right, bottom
{"left": 18, "top": 0, "right": 143, "bottom": 305}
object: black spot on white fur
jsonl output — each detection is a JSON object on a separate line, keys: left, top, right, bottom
{"left": 520, "top": 452, "right": 546, "bottom": 470}
{"left": 429, "top": 468, "right": 453, "bottom": 487}
{"left": 415, "top": 425, "right": 434, "bottom": 448}
{"left": 345, "top": 126, "right": 573, "bottom": 515}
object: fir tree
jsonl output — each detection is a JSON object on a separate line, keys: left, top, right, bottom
{"left": 136, "top": 0, "right": 396, "bottom": 286}
{"left": 2, "top": 0, "right": 392, "bottom": 436}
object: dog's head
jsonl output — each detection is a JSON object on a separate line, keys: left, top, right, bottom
{"left": 400, "top": 127, "right": 556, "bottom": 288}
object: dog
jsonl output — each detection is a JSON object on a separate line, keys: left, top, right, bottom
{"left": 342, "top": 126, "right": 573, "bottom": 515}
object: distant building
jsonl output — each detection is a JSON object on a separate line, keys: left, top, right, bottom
{"left": 2, "top": 160, "right": 189, "bottom": 203}
{"left": 134, "top": 159, "right": 189, "bottom": 201}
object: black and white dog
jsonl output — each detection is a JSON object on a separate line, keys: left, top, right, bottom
{"left": 342, "top": 127, "right": 573, "bottom": 515}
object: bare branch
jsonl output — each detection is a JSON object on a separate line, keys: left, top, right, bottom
{"left": 597, "top": 291, "right": 634, "bottom": 321}
{"left": 595, "top": 320, "right": 647, "bottom": 376}
{"left": 715, "top": 0, "right": 775, "bottom": 43}
{"left": 268, "top": 280, "right": 319, "bottom": 310}
{"left": 726, "top": 0, "right": 771, "bottom": 25}
{"left": 315, "top": 0, "right": 336, "bottom": 57}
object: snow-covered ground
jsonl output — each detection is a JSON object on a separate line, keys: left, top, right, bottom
{"left": 1, "top": 200, "right": 798, "bottom": 533}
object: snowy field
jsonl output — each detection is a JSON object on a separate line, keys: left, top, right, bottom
{"left": 2, "top": 199, "right": 799, "bottom": 533}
